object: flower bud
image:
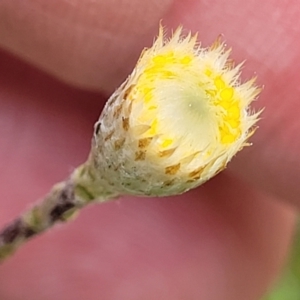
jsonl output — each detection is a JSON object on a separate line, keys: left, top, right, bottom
{"left": 90, "top": 26, "right": 261, "bottom": 197}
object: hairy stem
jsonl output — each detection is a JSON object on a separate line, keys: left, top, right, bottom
{"left": 0, "top": 162, "right": 119, "bottom": 262}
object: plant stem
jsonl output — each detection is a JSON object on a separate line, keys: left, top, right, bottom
{"left": 0, "top": 161, "right": 119, "bottom": 262}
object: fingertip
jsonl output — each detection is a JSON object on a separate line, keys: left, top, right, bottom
{"left": 0, "top": 0, "right": 174, "bottom": 92}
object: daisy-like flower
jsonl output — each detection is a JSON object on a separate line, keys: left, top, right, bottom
{"left": 0, "top": 25, "right": 261, "bottom": 261}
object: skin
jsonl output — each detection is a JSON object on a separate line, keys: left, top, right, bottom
{"left": 0, "top": 0, "right": 298, "bottom": 299}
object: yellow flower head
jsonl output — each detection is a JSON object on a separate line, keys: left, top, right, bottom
{"left": 92, "top": 26, "right": 261, "bottom": 196}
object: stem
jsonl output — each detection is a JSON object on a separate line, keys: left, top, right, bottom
{"left": 0, "top": 162, "right": 119, "bottom": 262}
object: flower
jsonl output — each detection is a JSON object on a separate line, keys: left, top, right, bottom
{"left": 91, "top": 25, "right": 261, "bottom": 197}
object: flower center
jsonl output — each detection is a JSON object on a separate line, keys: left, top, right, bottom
{"left": 128, "top": 48, "right": 242, "bottom": 157}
